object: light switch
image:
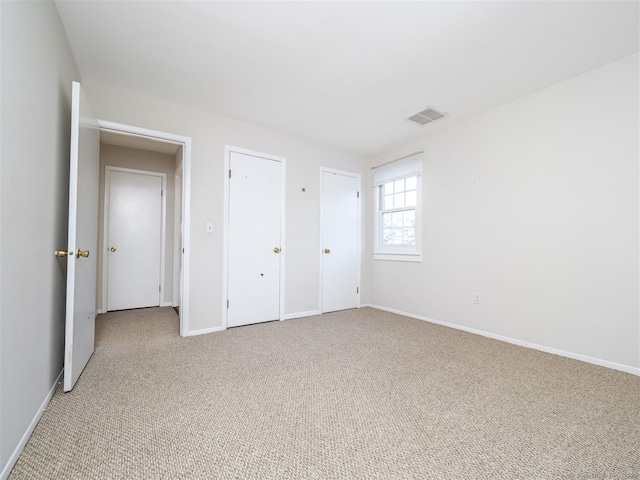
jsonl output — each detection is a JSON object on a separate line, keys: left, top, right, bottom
{"left": 205, "top": 222, "right": 214, "bottom": 233}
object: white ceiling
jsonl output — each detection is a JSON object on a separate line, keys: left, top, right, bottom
{"left": 55, "top": 1, "right": 639, "bottom": 156}
{"left": 101, "top": 129, "right": 181, "bottom": 155}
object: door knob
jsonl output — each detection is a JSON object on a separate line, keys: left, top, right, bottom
{"left": 324, "top": 248, "right": 331, "bottom": 254}
{"left": 75, "top": 249, "right": 90, "bottom": 258}
{"left": 55, "top": 250, "right": 68, "bottom": 257}
{"left": 273, "top": 247, "right": 281, "bottom": 254}
{"left": 110, "top": 247, "right": 117, "bottom": 252}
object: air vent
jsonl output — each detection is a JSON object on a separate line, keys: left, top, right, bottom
{"left": 406, "top": 106, "right": 448, "bottom": 126}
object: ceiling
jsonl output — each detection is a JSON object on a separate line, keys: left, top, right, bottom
{"left": 55, "top": 1, "right": 639, "bottom": 156}
{"left": 101, "top": 129, "right": 181, "bottom": 155}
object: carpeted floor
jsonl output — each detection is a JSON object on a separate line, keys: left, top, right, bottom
{"left": 9, "top": 307, "right": 640, "bottom": 479}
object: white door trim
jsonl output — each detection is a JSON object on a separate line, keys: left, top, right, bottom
{"left": 97, "top": 120, "right": 192, "bottom": 336}
{"left": 223, "top": 145, "right": 286, "bottom": 329}
{"left": 319, "top": 167, "right": 362, "bottom": 313}
{"left": 102, "top": 166, "right": 167, "bottom": 312}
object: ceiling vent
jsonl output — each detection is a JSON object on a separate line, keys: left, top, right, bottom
{"left": 406, "top": 106, "right": 448, "bottom": 126}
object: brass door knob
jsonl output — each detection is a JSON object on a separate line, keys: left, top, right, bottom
{"left": 76, "top": 249, "right": 90, "bottom": 258}
{"left": 110, "top": 247, "right": 117, "bottom": 252}
{"left": 324, "top": 248, "right": 331, "bottom": 254}
{"left": 55, "top": 250, "right": 68, "bottom": 257}
{"left": 273, "top": 247, "right": 281, "bottom": 254}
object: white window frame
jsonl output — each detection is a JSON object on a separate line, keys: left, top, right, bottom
{"left": 373, "top": 156, "right": 422, "bottom": 262}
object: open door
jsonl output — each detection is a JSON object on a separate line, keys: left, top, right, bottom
{"left": 57, "top": 81, "right": 100, "bottom": 392}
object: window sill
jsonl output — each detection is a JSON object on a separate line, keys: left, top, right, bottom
{"left": 373, "top": 252, "right": 422, "bottom": 262}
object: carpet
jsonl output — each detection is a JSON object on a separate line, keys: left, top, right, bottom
{"left": 9, "top": 307, "right": 640, "bottom": 479}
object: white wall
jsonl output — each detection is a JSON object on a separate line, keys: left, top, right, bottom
{"left": 0, "top": 0, "right": 80, "bottom": 475}
{"left": 367, "top": 54, "right": 639, "bottom": 373}
{"left": 97, "top": 144, "right": 177, "bottom": 309}
{"left": 83, "top": 85, "right": 367, "bottom": 331}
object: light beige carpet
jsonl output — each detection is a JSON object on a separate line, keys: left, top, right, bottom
{"left": 9, "top": 307, "right": 640, "bottom": 479}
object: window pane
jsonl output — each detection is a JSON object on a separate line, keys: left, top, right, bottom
{"left": 391, "top": 212, "right": 403, "bottom": 227}
{"left": 382, "top": 228, "right": 393, "bottom": 244}
{"left": 393, "top": 192, "right": 404, "bottom": 208}
{"left": 383, "top": 228, "right": 402, "bottom": 245}
{"left": 394, "top": 179, "right": 404, "bottom": 193}
{"left": 405, "top": 190, "right": 417, "bottom": 207}
{"left": 403, "top": 210, "right": 415, "bottom": 226}
{"left": 405, "top": 176, "right": 417, "bottom": 190}
{"left": 384, "top": 181, "right": 394, "bottom": 194}
{"left": 382, "top": 212, "right": 392, "bottom": 228}
{"left": 384, "top": 195, "right": 394, "bottom": 210}
{"left": 402, "top": 227, "right": 415, "bottom": 245}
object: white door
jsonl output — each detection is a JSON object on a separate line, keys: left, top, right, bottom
{"left": 107, "top": 169, "right": 163, "bottom": 311}
{"left": 62, "top": 81, "right": 100, "bottom": 392}
{"left": 227, "top": 151, "right": 284, "bottom": 327}
{"left": 321, "top": 169, "right": 360, "bottom": 313}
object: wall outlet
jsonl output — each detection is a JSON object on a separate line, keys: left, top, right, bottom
{"left": 473, "top": 293, "right": 481, "bottom": 304}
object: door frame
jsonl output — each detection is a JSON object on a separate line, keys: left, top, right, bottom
{"left": 319, "top": 167, "right": 362, "bottom": 313}
{"left": 223, "top": 145, "right": 286, "bottom": 329}
{"left": 102, "top": 166, "right": 167, "bottom": 312}
{"left": 97, "top": 120, "right": 192, "bottom": 336}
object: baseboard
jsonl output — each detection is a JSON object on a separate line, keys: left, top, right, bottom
{"left": 1, "top": 370, "right": 63, "bottom": 480}
{"left": 186, "top": 326, "right": 225, "bottom": 336}
{"left": 369, "top": 304, "right": 640, "bottom": 376}
{"left": 161, "top": 302, "right": 173, "bottom": 307}
{"left": 284, "top": 310, "right": 322, "bottom": 320}
{"left": 285, "top": 308, "right": 370, "bottom": 319}
{"left": 186, "top": 312, "right": 325, "bottom": 334}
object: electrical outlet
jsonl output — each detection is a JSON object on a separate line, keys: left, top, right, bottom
{"left": 473, "top": 293, "right": 481, "bottom": 304}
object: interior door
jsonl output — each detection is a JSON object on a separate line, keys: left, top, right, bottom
{"left": 61, "top": 81, "right": 100, "bottom": 392}
{"left": 321, "top": 170, "right": 360, "bottom": 313}
{"left": 227, "top": 151, "right": 283, "bottom": 327}
{"left": 107, "top": 169, "right": 163, "bottom": 311}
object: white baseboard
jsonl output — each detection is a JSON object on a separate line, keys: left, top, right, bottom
{"left": 1, "top": 370, "right": 63, "bottom": 480}
{"left": 369, "top": 304, "right": 640, "bottom": 376}
{"left": 284, "top": 310, "right": 322, "bottom": 320}
{"left": 98, "top": 304, "right": 173, "bottom": 314}
{"left": 186, "top": 326, "right": 225, "bottom": 336}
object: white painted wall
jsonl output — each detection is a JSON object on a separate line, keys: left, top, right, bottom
{"left": 83, "top": 85, "right": 367, "bottom": 331}
{"left": 367, "top": 54, "right": 639, "bottom": 373}
{"left": 97, "top": 144, "right": 176, "bottom": 309}
{"left": 0, "top": 0, "right": 80, "bottom": 475}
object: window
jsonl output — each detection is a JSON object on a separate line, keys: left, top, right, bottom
{"left": 373, "top": 157, "right": 422, "bottom": 261}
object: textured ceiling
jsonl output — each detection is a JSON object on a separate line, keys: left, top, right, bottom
{"left": 55, "top": 1, "right": 639, "bottom": 156}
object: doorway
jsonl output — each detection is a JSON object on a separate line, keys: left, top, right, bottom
{"left": 320, "top": 168, "right": 361, "bottom": 313}
{"left": 224, "top": 146, "right": 286, "bottom": 328}
{"left": 96, "top": 121, "right": 192, "bottom": 336}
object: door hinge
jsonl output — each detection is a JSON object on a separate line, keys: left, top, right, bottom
{"left": 229, "top": 169, "right": 232, "bottom": 179}
{"left": 159, "top": 285, "right": 161, "bottom": 292}
{"left": 357, "top": 287, "right": 359, "bottom": 294}
{"left": 161, "top": 190, "right": 163, "bottom": 197}
{"left": 227, "top": 299, "right": 230, "bottom": 309}
{"left": 357, "top": 191, "right": 360, "bottom": 198}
